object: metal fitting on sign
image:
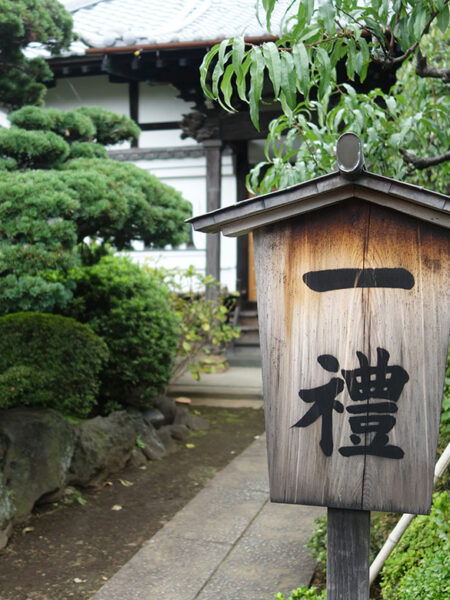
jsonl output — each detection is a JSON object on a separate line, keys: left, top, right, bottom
{"left": 336, "top": 132, "right": 365, "bottom": 179}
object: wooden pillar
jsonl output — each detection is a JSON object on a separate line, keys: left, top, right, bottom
{"left": 129, "top": 81, "right": 139, "bottom": 148}
{"left": 327, "top": 508, "right": 370, "bottom": 600}
{"left": 203, "top": 139, "right": 222, "bottom": 291}
{"left": 233, "top": 142, "right": 250, "bottom": 299}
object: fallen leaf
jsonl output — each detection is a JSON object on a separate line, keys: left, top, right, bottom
{"left": 185, "top": 443, "right": 195, "bottom": 449}
{"left": 22, "top": 527, "right": 34, "bottom": 535}
{"left": 175, "top": 396, "right": 191, "bottom": 404}
{"left": 73, "top": 578, "right": 86, "bottom": 584}
{"left": 111, "top": 504, "right": 123, "bottom": 511}
{"left": 119, "top": 479, "right": 134, "bottom": 487}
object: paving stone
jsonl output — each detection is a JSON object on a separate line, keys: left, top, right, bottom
{"left": 91, "top": 535, "right": 231, "bottom": 600}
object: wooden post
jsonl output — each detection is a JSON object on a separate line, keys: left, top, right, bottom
{"left": 128, "top": 81, "right": 139, "bottom": 148}
{"left": 203, "top": 139, "right": 222, "bottom": 298}
{"left": 327, "top": 508, "right": 370, "bottom": 600}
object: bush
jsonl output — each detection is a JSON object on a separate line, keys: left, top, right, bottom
{"left": 0, "top": 312, "right": 108, "bottom": 417}
{"left": 66, "top": 254, "right": 180, "bottom": 410}
{"left": 380, "top": 492, "right": 449, "bottom": 599}
{"left": 147, "top": 265, "right": 240, "bottom": 382}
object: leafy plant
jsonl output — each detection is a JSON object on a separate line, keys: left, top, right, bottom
{"left": 274, "top": 586, "right": 325, "bottom": 600}
{"left": 201, "top": 1, "right": 449, "bottom": 194}
{"left": 147, "top": 264, "right": 240, "bottom": 382}
{"left": 0, "top": 312, "right": 108, "bottom": 417}
{"left": 380, "top": 492, "right": 449, "bottom": 599}
{"left": 65, "top": 253, "right": 180, "bottom": 411}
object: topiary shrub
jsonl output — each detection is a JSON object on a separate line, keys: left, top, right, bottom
{"left": 66, "top": 254, "right": 180, "bottom": 411}
{"left": 0, "top": 312, "right": 109, "bottom": 417}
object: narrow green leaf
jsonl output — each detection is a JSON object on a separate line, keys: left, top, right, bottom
{"left": 262, "top": 41, "right": 282, "bottom": 98}
{"left": 236, "top": 53, "right": 252, "bottom": 103}
{"left": 249, "top": 46, "right": 265, "bottom": 130}
{"left": 413, "top": 8, "right": 428, "bottom": 41}
{"left": 346, "top": 38, "right": 357, "bottom": 80}
{"left": 358, "top": 37, "right": 370, "bottom": 83}
{"left": 261, "top": 0, "right": 276, "bottom": 30}
{"left": 199, "top": 45, "right": 221, "bottom": 99}
{"left": 280, "top": 51, "right": 297, "bottom": 110}
{"left": 218, "top": 39, "right": 230, "bottom": 72}
{"left": 316, "top": 47, "right": 331, "bottom": 100}
{"left": 220, "top": 63, "right": 236, "bottom": 111}
{"left": 232, "top": 36, "right": 245, "bottom": 77}
{"left": 318, "top": 0, "right": 336, "bottom": 34}
{"left": 292, "top": 42, "right": 310, "bottom": 98}
{"left": 437, "top": 5, "right": 449, "bottom": 33}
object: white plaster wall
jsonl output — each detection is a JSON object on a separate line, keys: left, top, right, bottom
{"left": 130, "top": 153, "right": 237, "bottom": 291}
{"left": 45, "top": 75, "right": 129, "bottom": 114}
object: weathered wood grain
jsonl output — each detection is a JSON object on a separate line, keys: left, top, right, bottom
{"left": 254, "top": 199, "right": 449, "bottom": 514}
{"left": 327, "top": 508, "right": 370, "bottom": 600}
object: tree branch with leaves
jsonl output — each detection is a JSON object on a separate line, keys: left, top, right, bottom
{"left": 200, "top": 0, "right": 449, "bottom": 194}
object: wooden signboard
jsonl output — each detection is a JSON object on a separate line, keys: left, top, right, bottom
{"left": 254, "top": 198, "right": 448, "bottom": 515}
{"left": 189, "top": 145, "right": 449, "bottom": 517}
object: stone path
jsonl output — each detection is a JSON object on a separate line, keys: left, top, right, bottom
{"left": 90, "top": 435, "right": 323, "bottom": 600}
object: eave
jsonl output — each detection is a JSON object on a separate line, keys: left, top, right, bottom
{"left": 188, "top": 171, "right": 450, "bottom": 236}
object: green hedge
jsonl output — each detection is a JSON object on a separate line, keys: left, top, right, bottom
{"left": 0, "top": 312, "right": 108, "bottom": 417}
{"left": 66, "top": 254, "right": 180, "bottom": 411}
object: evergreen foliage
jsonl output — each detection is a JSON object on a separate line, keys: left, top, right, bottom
{"left": 0, "top": 106, "right": 192, "bottom": 312}
{"left": 0, "top": 312, "right": 108, "bottom": 417}
{"left": 0, "top": 0, "right": 73, "bottom": 108}
{"left": 65, "top": 254, "right": 180, "bottom": 412}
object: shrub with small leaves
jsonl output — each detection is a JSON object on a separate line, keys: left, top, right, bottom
{"left": 380, "top": 492, "right": 449, "bottom": 599}
{"left": 0, "top": 312, "right": 108, "bottom": 417}
{"left": 65, "top": 254, "right": 180, "bottom": 410}
{"left": 274, "top": 586, "right": 325, "bottom": 600}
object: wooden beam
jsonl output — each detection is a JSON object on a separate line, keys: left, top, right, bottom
{"left": 138, "top": 121, "right": 180, "bottom": 131}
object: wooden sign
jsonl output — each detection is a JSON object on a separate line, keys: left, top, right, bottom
{"left": 254, "top": 199, "right": 448, "bottom": 515}
{"left": 189, "top": 162, "right": 449, "bottom": 516}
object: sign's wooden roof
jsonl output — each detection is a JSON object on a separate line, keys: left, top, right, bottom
{"left": 188, "top": 170, "right": 450, "bottom": 236}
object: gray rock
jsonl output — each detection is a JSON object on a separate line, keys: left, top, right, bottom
{"left": 0, "top": 522, "right": 12, "bottom": 551}
{"left": 142, "top": 408, "right": 165, "bottom": 429}
{"left": 166, "top": 423, "right": 190, "bottom": 442}
{"left": 68, "top": 411, "right": 136, "bottom": 488}
{"left": 152, "top": 396, "right": 177, "bottom": 425}
{"left": 127, "top": 448, "right": 148, "bottom": 468}
{"left": 156, "top": 426, "right": 177, "bottom": 454}
{"left": 0, "top": 408, "right": 76, "bottom": 526}
{"left": 174, "top": 405, "right": 210, "bottom": 431}
{"left": 125, "top": 408, "right": 167, "bottom": 460}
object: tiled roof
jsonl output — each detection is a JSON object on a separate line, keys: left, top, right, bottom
{"left": 60, "top": 0, "right": 291, "bottom": 52}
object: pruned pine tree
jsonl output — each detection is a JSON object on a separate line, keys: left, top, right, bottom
{"left": 0, "top": 106, "right": 192, "bottom": 314}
